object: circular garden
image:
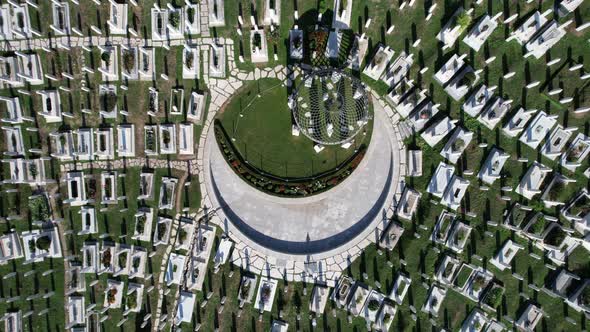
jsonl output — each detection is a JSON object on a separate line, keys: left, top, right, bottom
{"left": 215, "top": 77, "right": 373, "bottom": 197}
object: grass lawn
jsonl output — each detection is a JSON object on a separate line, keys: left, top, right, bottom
{"left": 217, "top": 78, "right": 372, "bottom": 178}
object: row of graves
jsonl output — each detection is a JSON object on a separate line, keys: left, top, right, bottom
{"left": 215, "top": 219, "right": 405, "bottom": 331}
{"left": 1, "top": 3, "right": 220, "bottom": 331}
{"left": 172, "top": 226, "right": 235, "bottom": 328}
{"left": 390, "top": 3, "right": 590, "bottom": 229}
{"left": 150, "top": 1, "right": 204, "bottom": 41}
{"left": 1, "top": 36, "right": 206, "bottom": 327}
{"left": 0, "top": 0, "right": 373, "bottom": 44}
{"left": 0, "top": 42, "right": 66, "bottom": 328}
{"left": 375, "top": 2, "right": 590, "bottom": 331}
{"left": 0, "top": 30, "right": 209, "bottom": 332}
{"left": 154, "top": 0, "right": 284, "bottom": 65}
{"left": 45, "top": 121, "right": 200, "bottom": 161}
{"left": 225, "top": 0, "right": 368, "bottom": 67}
{"left": 0, "top": 44, "right": 210, "bottom": 168}
{"left": 61, "top": 164, "right": 199, "bottom": 330}
{"left": 64, "top": 166, "right": 181, "bottom": 330}
{"left": 393, "top": 200, "right": 590, "bottom": 331}
{"left": 231, "top": 0, "right": 282, "bottom": 64}
{"left": 0, "top": 0, "right": 204, "bottom": 40}
{"left": 0, "top": 191, "right": 64, "bottom": 331}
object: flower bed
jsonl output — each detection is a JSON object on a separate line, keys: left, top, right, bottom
{"left": 482, "top": 284, "right": 504, "bottom": 309}
{"left": 28, "top": 195, "right": 51, "bottom": 221}
{"left": 214, "top": 120, "right": 367, "bottom": 197}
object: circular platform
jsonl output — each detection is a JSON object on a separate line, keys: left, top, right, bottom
{"left": 203, "top": 98, "right": 403, "bottom": 262}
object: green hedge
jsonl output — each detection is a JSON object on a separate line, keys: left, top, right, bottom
{"left": 214, "top": 120, "right": 367, "bottom": 197}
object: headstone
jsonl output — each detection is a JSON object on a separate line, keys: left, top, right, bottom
{"left": 530, "top": 253, "right": 541, "bottom": 260}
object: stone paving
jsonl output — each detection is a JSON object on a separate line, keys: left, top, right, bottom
{"left": 60, "top": 158, "right": 199, "bottom": 175}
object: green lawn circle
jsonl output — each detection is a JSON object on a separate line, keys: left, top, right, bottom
{"left": 216, "top": 78, "right": 373, "bottom": 179}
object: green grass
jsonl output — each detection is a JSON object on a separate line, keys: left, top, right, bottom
{"left": 217, "top": 78, "right": 372, "bottom": 178}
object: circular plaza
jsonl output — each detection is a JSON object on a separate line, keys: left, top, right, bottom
{"left": 201, "top": 67, "right": 405, "bottom": 281}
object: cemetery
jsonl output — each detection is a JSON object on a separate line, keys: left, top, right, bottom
{"left": 0, "top": 0, "right": 588, "bottom": 331}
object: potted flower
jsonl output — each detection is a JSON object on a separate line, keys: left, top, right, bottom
{"left": 35, "top": 236, "right": 52, "bottom": 251}
{"left": 135, "top": 214, "right": 146, "bottom": 235}
{"left": 126, "top": 291, "right": 138, "bottom": 309}
{"left": 104, "top": 178, "right": 112, "bottom": 200}
{"left": 118, "top": 252, "right": 127, "bottom": 269}
{"left": 169, "top": 11, "right": 180, "bottom": 28}
{"left": 367, "top": 298, "right": 380, "bottom": 312}
{"left": 123, "top": 50, "right": 135, "bottom": 73}
{"left": 102, "top": 248, "right": 112, "bottom": 268}
{"left": 132, "top": 256, "right": 141, "bottom": 271}
{"left": 529, "top": 215, "right": 547, "bottom": 235}
{"left": 85, "top": 213, "right": 92, "bottom": 229}
{"left": 162, "top": 129, "right": 171, "bottom": 148}
{"left": 544, "top": 227, "right": 566, "bottom": 247}
{"left": 430, "top": 297, "right": 439, "bottom": 308}
{"left": 101, "top": 51, "right": 111, "bottom": 67}
{"left": 293, "top": 35, "right": 302, "bottom": 50}
{"left": 260, "top": 284, "right": 271, "bottom": 304}
{"left": 28, "top": 239, "right": 36, "bottom": 253}
{"left": 145, "top": 129, "right": 156, "bottom": 151}
{"left": 240, "top": 279, "right": 251, "bottom": 300}
{"left": 566, "top": 143, "right": 585, "bottom": 162}
{"left": 451, "top": 138, "right": 465, "bottom": 153}
{"left": 443, "top": 262, "right": 455, "bottom": 279}
{"left": 471, "top": 275, "right": 486, "bottom": 292}
{"left": 59, "top": 135, "right": 67, "bottom": 150}
{"left": 456, "top": 12, "right": 472, "bottom": 32}
{"left": 187, "top": 7, "right": 195, "bottom": 24}
{"left": 178, "top": 228, "right": 188, "bottom": 244}
{"left": 185, "top": 51, "right": 194, "bottom": 70}
{"left": 29, "top": 163, "right": 38, "bottom": 179}
{"left": 252, "top": 32, "right": 262, "bottom": 51}
{"left": 570, "top": 195, "right": 590, "bottom": 216}
{"left": 547, "top": 180, "right": 564, "bottom": 201}
{"left": 107, "top": 288, "right": 117, "bottom": 304}
{"left": 157, "top": 222, "right": 168, "bottom": 241}
{"left": 454, "top": 228, "right": 466, "bottom": 245}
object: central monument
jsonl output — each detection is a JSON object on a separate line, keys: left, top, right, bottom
{"left": 291, "top": 69, "right": 369, "bottom": 145}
